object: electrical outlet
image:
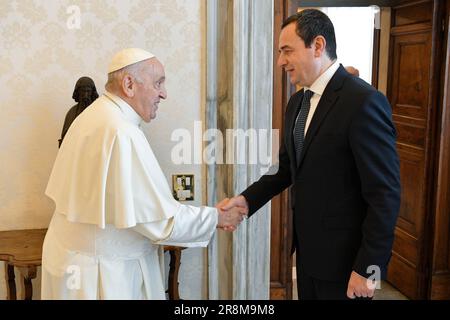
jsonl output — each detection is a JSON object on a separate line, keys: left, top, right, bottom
{"left": 172, "top": 174, "right": 194, "bottom": 201}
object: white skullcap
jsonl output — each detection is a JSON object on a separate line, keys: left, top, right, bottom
{"left": 108, "top": 48, "right": 155, "bottom": 73}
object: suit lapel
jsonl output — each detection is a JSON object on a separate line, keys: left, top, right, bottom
{"left": 296, "top": 65, "right": 347, "bottom": 170}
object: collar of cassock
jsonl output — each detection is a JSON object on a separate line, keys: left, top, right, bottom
{"left": 104, "top": 91, "right": 143, "bottom": 127}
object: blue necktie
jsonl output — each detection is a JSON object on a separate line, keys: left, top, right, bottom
{"left": 293, "top": 90, "right": 313, "bottom": 166}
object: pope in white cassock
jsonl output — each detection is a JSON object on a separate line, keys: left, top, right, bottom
{"left": 41, "top": 48, "right": 245, "bottom": 300}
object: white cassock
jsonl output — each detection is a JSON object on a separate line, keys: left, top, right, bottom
{"left": 41, "top": 92, "right": 218, "bottom": 300}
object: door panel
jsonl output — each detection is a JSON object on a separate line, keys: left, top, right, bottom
{"left": 387, "top": 0, "right": 442, "bottom": 299}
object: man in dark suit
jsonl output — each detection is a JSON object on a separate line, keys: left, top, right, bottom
{"left": 222, "top": 9, "right": 401, "bottom": 299}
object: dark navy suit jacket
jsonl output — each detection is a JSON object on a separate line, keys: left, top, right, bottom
{"left": 241, "top": 65, "right": 401, "bottom": 281}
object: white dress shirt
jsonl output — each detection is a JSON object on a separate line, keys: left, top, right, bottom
{"left": 294, "top": 60, "right": 340, "bottom": 136}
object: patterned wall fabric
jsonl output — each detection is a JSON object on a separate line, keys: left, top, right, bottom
{"left": 0, "top": 0, "right": 207, "bottom": 300}
{"left": 0, "top": 0, "right": 204, "bottom": 231}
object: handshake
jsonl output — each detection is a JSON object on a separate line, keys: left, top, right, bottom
{"left": 216, "top": 195, "right": 249, "bottom": 232}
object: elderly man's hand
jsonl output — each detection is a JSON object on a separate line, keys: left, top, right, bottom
{"left": 221, "top": 195, "right": 249, "bottom": 213}
{"left": 216, "top": 197, "right": 248, "bottom": 232}
{"left": 216, "top": 196, "right": 249, "bottom": 232}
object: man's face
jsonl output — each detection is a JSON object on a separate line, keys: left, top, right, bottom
{"left": 277, "top": 22, "right": 319, "bottom": 87}
{"left": 133, "top": 59, "right": 167, "bottom": 123}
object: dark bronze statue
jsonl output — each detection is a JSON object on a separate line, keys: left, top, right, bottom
{"left": 59, "top": 77, "right": 99, "bottom": 147}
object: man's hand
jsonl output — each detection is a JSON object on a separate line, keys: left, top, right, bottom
{"left": 346, "top": 271, "right": 377, "bottom": 299}
{"left": 345, "top": 66, "right": 359, "bottom": 77}
{"left": 216, "top": 198, "right": 247, "bottom": 231}
{"left": 221, "top": 195, "right": 249, "bottom": 214}
{"left": 216, "top": 196, "right": 249, "bottom": 232}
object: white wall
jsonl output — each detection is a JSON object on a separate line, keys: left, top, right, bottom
{"left": 322, "top": 7, "right": 377, "bottom": 84}
{"left": 0, "top": 0, "right": 206, "bottom": 299}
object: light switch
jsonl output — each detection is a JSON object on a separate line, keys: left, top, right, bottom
{"left": 172, "top": 174, "right": 194, "bottom": 201}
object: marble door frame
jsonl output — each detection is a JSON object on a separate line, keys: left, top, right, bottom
{"left": 206, "top": 0, "right": 274, "bottom": 300}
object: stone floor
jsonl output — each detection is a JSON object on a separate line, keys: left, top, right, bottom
{"left": 373, "top": 281, "right": 408, "bottom": 300}
{"left": 292, "top": 267, "right": 408, "bottom": 300}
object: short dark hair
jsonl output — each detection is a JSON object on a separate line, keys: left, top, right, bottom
{"left": 282, "top": 9, "right": 337, "bottom": 60}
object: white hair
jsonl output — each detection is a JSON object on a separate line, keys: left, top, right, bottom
{"left": 105, "top": 61, "right": 146, "bottom": 92}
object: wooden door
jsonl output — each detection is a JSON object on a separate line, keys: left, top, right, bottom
{"left": 270, "top": 0, "right": 293, "bottom": 300}
{"left": 428, "top": 0, "right": 450, "bottom": 300}
{"left": 386, "top": 0, "right": 444, "bottom": 299}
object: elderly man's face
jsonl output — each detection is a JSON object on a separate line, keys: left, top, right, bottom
{"left": 133, "top": 59, "right": 167, "bottom": 122}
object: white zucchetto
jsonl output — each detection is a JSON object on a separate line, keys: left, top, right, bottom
{"left": 108, "top": 48, "right": 155, "bottom": 73}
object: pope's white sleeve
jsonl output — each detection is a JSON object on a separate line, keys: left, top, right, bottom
{"left": 133, "top": 205, "right": 218, "bottom": 247}
{"left": 133, "top": 217, "right": 175, "bottom": 242}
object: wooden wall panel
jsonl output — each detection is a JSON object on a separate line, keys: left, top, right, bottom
{"left": 393, "top": 1, "right": 432, "bottom": 26}
{"left": 396, "top": 148, "right": 425, "bottom": 237}
{"left": 430, "top": 0, "right": 450, "bottom": 300}
{"left": 387, "top": 0, "right": 444, "bottom": 299}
